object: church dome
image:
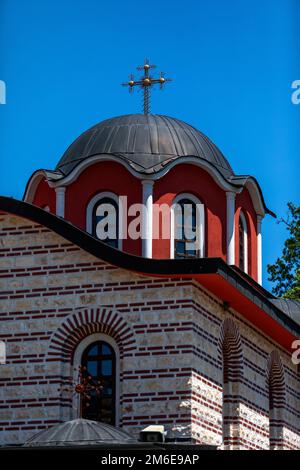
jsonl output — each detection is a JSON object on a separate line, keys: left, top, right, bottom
{"left": 23, "top": 419, "right": 137, "bottom": 447}
{"left": 56, "top": 114, "right": 234, "bottom": 177}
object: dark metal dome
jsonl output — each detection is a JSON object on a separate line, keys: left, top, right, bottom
{"left": 23, "top": 419, "right": 137, "bottom": 447}
{"left": 56, "top": 114, "right": 234, "bottom": 177}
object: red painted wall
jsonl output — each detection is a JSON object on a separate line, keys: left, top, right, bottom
{"left": 235, "top": 189, "right": 258, "bottom": 280}
{"left": 65, "top": 161, "right": 142, "bottom": 256}
{"left": 32, "top": 179, "right": 56, "bottom": 213}
{"left": 152, "top": 164, "right": 227, "bottom": 260}
{"left": 31, "top": 160, "right": 259, "bottom": 282}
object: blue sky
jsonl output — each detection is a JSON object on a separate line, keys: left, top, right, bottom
{"left": 0, "top": 0, "right": 299, "bottom": 290}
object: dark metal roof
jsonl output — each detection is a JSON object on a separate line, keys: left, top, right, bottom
{"left": 270, "top": 299, "right": 300, "bottom": 326}
{"left": 56, "top": 114, "right": 234, "bottom": 177}
{"left": 24, "top": 419, "right": 137, "bottom": 447}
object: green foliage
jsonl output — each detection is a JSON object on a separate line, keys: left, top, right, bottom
{"left": 267, "top": 203, "right": 300, "bottom": 299}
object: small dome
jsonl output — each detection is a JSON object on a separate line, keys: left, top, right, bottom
{"left": 23, "top": 419, "right": 137, "bottom": 447}
{"left": 56, "top": 114, "right": 233, "bottom": 177}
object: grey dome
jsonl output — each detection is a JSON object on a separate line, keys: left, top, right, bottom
{"left": 56, "top": 114, "right": 234, "bottom": 177}
{"left": 24, "top": 419, "right": 137, "bottom": 447}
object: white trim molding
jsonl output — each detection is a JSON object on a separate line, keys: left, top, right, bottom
{"left": 239, "top": 211, "right": 248, "bottom": 274}
{"left": 244, "top": 179, "right": 266, "bottom": 218}
{"left": 72, "top": 333, "right": 121, "bottom": 426}
{"left": 55, "top": 186, "right": 66, "bottom": 217}
{"left": 257, "top": 215, "right": 263, "bottom": 285}
{"left": 226, "top": 192, "right": 236, "bottom": 265}
{"left": 86, "top": 191, "right": 123, "bottom": 250}
{"left": 24, "top": 157, "right": 271, "bottom": 226}
{"left": 47, "top": 155, "right": 238, "bottom": 192}
{"left": 170, "top": 193, "right": 205, "bottom": 259}
{"left": 23, "top": 170, "right": 46, "bottom": 203}
{"left": 142, "top": 180, "right": 154, "bottom": 258}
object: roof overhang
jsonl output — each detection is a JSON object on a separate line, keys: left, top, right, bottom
{"left": 0, "top": 196, "right": 297, "bottom": 351}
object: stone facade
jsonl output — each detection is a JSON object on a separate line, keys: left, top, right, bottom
{"left": 0, "top": 213, "right": 299, "bottom": 449}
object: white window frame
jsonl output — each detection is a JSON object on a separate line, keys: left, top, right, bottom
{"left": 239, "top": 211, "right": 248, "bottom": 274}
{"left": 72, "top": 333, "right": 121, "bottom": 426}
{"left": 170, "top": 193, "right": 205, "bottom": 259}
{"left": 86, "top": 192, "right": 123, "bottom": 250}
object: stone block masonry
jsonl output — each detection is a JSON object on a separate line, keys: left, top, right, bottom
{"left": 0, "top": 213, "right": 299, "bottom": 449}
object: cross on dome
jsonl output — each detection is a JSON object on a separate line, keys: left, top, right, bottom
{"left": 122, "top": 59, "right": 172, "bottom": 115}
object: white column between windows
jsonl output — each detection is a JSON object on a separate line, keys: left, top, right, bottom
{"left": 55, "top": 186, "right": 66, "bottom": 217}
{"left": 257, "top": 215, "right": 263, "bottom": 285}
{"left": 142, "top": 180, "right": 154, "bottom": 258}
{"left": 226, "top": 191, "right": 236, "bottom": 265}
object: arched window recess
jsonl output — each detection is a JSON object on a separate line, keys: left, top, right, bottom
{"left": 86, "top": 192, "right": 122, "bottom": 250}
{"left": 171, "top": 193, "right": 205, "bottom": 259}
{"left": 72, "top": 334, "right": 120, "bottom": 425}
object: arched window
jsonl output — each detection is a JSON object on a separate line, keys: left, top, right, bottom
{"left": 171, "top": 193, "right": 204, "bottom": 259}
{"left": 238, "top": 211, "right": 248, "bottom": 273}
{"left": 86, "top": 192, "right": 122, "bottom": 249}
{"left": 80, "top": 340, "right": 116, "bottom": 425}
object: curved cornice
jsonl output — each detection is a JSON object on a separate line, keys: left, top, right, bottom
{"left": 244, "top": 177, "right": 276, "bottom": 218}
{"left": 23, "top": 169, "right": 46, "bottom": 203}
{"left": 48, "top": 154, "right": 237, "bottom": 190}
{"left": 23, "top": 154, "right": 274, "bottom": 218}
{"left": 23, "top": 168, "right": 62, "bottom": 203}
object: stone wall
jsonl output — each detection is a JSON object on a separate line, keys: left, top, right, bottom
{"left": 190, "top": 283, "right": 300, "bottom": 449}
{"left": 0, "top": 212, "right": 299, "bottom": 449}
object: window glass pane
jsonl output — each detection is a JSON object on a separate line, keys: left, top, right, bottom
{"left": 81, "top": 340, "right": 116, "bottom": 425}
{"left": 88, "top": 388, "right": 97, "bottom": 399}
{"left": 175, "top": 224, "right": 184, "bottom": 239}
{"left": 102, "top": 397, "right": 113, "bottom": 407}
{"left": 102, "top": 344, "right": 112, "bottom": 355}
{"left": 184, "top": 230, "right": 196, "bottom": 242}
{"left": 88, "top": 344, "right": 98, "bottom": 356}
{"left": 103, "top": 386, "right": 113, "bottom": 396}
{"left": 102, "top": 359, "right": 112, "bottom": 376}
{"left": 92, "top": 197, "right": 119, "bottom": 247}
{"left": 185, "top": 241, "right": 197, "bottom": 252}
{"left": 175, "top": 241, "right": 185, "bottom": 255}
{"left": 174, "top": 197, "right": 200, "bottom": 259}
{"left": 86, "top": 361, "right": 97, "bottom": 377}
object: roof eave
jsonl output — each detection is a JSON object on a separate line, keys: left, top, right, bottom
{"left": 0, "top": 196, "right": 298, "bottom": 349}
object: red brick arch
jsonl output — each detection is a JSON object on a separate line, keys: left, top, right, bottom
{"left": 48, "top": 307, "right": 136, "bottom": 361}
{"left": 218, "top": 317, "right": 244, "bottom": 449}
{"left": 266, "top": 350, "right": 286, "bottom": 449}
{"left": 218, "top": 317, "right": 244, "bottom": 382}
{"left": 266, "top": 350, "right": 286, "bottom": 408}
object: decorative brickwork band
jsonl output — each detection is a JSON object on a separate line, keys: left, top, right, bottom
{"left": 218, "top": 317, "right": 244, "bottom": 450}
{"left": 48, "top": 308, "right": 136, "bottom": 361}
{"left": 218, "top": 317, "right": 244, "bottom": 383}
{"left": 266, "top": 350, "right": 286, "bottom": 450}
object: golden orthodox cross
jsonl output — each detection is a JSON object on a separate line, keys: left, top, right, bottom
{"left": 122, "top": 59, "right": 172, "bottom": 115}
